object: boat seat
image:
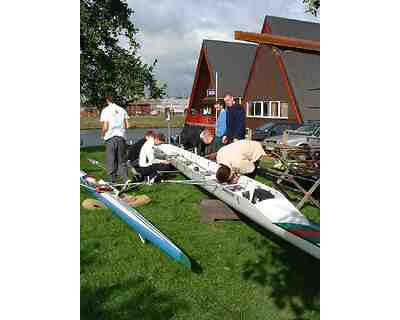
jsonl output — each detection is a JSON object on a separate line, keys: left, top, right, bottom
{"left": 251, "top": 188, "right": 275, "bottom": 204}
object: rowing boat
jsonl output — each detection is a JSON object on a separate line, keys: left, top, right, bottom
{"left": 80, "top": 170, "right": 191, "bottom": 268}
{"left": 155, "top": 144, "right": 320, "bottom": 259}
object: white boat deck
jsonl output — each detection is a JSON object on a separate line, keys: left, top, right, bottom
{"left": 156, "top": 144, "right": 320, "bottom": 259}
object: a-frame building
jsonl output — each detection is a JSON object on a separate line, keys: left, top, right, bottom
{"left": 185, "top": 40, "right": 257, "bottom": 129}
{"left": 240, "top": 16, "right": 320, "bottom": 130}
{"left": 183, "top": 15, "right": 319, "bottom": 140}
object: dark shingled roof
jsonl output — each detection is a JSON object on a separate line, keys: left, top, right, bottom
{"left": 203, "top": 40, "right": 257, "bottom": 97}
{"left": 267, "top": 16, "right": 320, "bottom": 41}
{"left": 281, "top": 50, "right": 320, "bottom": 121}
{"left": 266, "top": 16, "right": 320, "bottom": 121}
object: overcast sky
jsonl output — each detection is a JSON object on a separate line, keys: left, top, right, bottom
{"left": 126, "top": 0, "right": 319, "bottom": 97}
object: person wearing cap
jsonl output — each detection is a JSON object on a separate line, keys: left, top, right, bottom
{"left": 215, "top": 140, "right": 266, "bottom": 183}
{"left": 100, "top": 96, "right": 130, "bottom": 183}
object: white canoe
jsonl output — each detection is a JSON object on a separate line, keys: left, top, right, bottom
{"left": 156, "top": 144, "right": 320, "bottom": 259}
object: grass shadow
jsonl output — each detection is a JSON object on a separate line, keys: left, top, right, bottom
{"left": 239, "top": 217, "right": 320, "bottom": 320}
{"left": 81, "top": 276, "right": 190, "bottom": 320}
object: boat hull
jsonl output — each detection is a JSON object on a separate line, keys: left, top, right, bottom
{"left": 156, "top": 144, "right": 320, "bottom": 259}
{"left": 80, "top": 171, "right": 191, "bottom": 268}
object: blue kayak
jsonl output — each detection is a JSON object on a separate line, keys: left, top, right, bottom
{"left": 80, "top": 171, "right": 191, "bottom": 269}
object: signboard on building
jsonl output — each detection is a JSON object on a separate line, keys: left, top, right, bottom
{"left": 206, "top": 89, "right": 216, "bottom": 97}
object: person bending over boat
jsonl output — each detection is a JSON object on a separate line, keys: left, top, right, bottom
{"left": 126, "top": 130, "right": 155, "bottom": 166}
{"left": 216, "top": 140, "right": 266, "bottom": 183}
{"left": 136, "top": 133, "right": 175, "bottom": 182}
{"left": 100, "top": 96, "right": 130, "bottom": 183}
{"left": 199, "top": 129, "right": 217, "bottom": 157}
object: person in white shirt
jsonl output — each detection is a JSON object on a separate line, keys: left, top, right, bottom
{"left": 136, "top": 133, "right": 174, "bottom": 182}
{"left": 100, "top": 96, "right": 129, "bottom": 183}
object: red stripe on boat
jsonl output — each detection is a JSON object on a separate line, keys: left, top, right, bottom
{"left": 289, "top": 229, "right": 320, "bottom": 238}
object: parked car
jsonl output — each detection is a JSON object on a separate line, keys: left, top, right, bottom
{"left": 263, "top": 122, "right": 320, "bottom": 149}
{"left": 251, "top": 122, "right": 301, "bottom": 141}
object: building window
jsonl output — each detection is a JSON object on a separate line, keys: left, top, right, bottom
{"left": 248, "top": 101, "right": 262, "bottom": 117}
{"left": 262, "top": 101, "right": 269, "bottom": 117}
{"left": 281, "top": 102, "right": 289, "bottom": 118}
{"left": 247, "top": 101, "right": 289, "bottom": 119}
{"left": 270, "top": 101, "right": 279, "bottom": 117}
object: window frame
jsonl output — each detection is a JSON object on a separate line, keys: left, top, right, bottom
{"left": 246, "top": 101, "right": 289, "bottom": 119}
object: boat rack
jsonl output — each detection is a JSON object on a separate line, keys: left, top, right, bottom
{"left": 257, "top": 156, "right": 320, "bottom": 210}
{"left": 264, "top": 143, "right": 320, "bottom": 162}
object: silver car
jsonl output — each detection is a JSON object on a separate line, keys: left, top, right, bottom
{"left": 263, "top": 125, "right": 320, "bottom": 149}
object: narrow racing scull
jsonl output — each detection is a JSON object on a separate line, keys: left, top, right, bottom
{"left": 155, "top": 144, "right": 320, "bottom": 259}
{"left": 80, "top": 170, "right": 191, "bottom": 268}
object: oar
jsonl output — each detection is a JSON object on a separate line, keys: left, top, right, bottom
{"left": 86, "top": 158, "right": 217, "bottom": 187}
{"left": 161, "top": 179, "right": 218, "bottom": 186}
{"left": 106, "top": 179, "right": 216, "bottom": 188}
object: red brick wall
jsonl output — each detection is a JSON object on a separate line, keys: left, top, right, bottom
{"left": 127, "top": 104, "right": 151, "bottom": 116}
{"left": 80, "top": 110, "right": 99, "bottom": 117}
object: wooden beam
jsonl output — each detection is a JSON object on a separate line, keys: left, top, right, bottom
{"left": 234, "top": 31, "right": 320, "bottom": 52}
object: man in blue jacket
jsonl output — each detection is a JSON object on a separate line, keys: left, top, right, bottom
{"left": 215, "top": 103, "right": 227, "bottom": 150}
{"left": 223, "top": 92, "right": 245, "bottom": 144}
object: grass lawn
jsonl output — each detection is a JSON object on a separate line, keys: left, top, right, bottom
{"left": 80, "top": 146, "right": 320, "bottom": 320}
{"left": 81, "top": 115, "right": 184, "bottom": 130}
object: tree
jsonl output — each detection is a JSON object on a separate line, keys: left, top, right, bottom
{"left": 80, "top": 0, "right": 167, "bottom": 107}
{"left": 303, "top": 0, "right": 320, "bottom": 16}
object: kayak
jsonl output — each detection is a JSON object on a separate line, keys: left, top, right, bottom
{"left": 80, "top": 170, "right": 191, "bottom": 268}
{"left": 155, "top": 144, "right": 320, "bottom": 259}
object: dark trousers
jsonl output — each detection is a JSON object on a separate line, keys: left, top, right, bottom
{"left": 105, "top": 136, "right": 128, "bottom": 182}
{"left": 136, "top": 163, "right": 176, "bottom": 179}
{"left": 245, "top": 160, "right": 260, "bottom": 179}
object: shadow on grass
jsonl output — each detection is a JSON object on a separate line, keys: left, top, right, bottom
{"left": 80, "top": 240, "right": 101, "bottom": 274}
{"left": 240, "top": 217, "right": 320, "bottom": 320}
{"left": 81, "top": 276, "right": 190, "bottom": 320}
{"left": 81, "top": 238, "right": 189, "bottom": 320}
{"left": 81, "top": 146, "right": 105, "bottom": 154}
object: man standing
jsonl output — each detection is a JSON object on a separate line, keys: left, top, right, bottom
{"left": 100, "top": 96, "right": 129, "bottom": 183}
{"left": 215, "top": 140, "right": 266, "bottom": 183}
{"left": 223, "top": 93, "right": 246, "bottom": 144}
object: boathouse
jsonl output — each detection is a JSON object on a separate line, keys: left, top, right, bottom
{"left": 184, "top": 15, "right": 319, "bottom": 143}
{"left": 185, "top": 40, "right": 257, "bottom": 129}
{"left": 240, "top": 16, "right": 320, "bottom": 130}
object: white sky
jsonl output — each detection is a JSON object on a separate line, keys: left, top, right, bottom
{"left": 126, "top": 0, "right": 320, "bottom": 97}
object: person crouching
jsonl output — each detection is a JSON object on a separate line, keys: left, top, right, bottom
{"left": 136, "top": 133, "right": 175, "bottom": 183}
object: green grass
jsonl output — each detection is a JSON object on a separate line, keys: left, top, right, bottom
{"left": 81, "top": 115, "right": 184, "bottom": 130}
{"left": 81, "top": 147, "right": 320, "bottom": 320}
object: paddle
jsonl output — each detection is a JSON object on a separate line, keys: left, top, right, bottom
{"left": 86, "top": 158, "right": 218, "bottom": 188}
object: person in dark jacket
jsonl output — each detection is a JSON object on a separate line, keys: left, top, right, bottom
{"left": 223, "top": 92, "right": 245, "bottom": 144}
